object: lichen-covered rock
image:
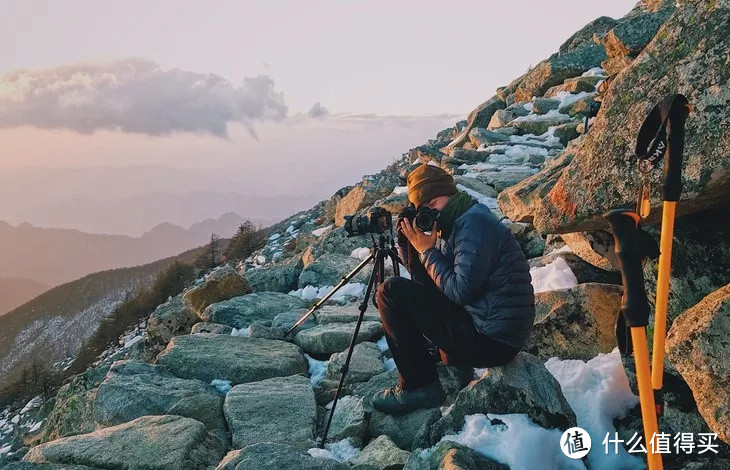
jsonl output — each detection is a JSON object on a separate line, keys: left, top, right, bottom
{"left": 146, "top": 294, "right": 198, "bottom": 348}
{"left": 191, "top": 322, "right": 233, "bottom": 335}
{"left": 323, "top": 395, "right": 368, "bottom": 444}
{"left": 499, "top": 0, "right": 730, "bottom": 233}
{"left": 467, "top": 128, "right": 510, "bottom": 147}
{"left": 216, "top": 442, "right": 349, "bottom": 470}
{"left": 560, "top": 230, "right": 618, "bottom": 271}
{"left": 525, "top": 283, "right": 623, "bottom": 360}
{"left": 325, "top": 342, "right": 383, "bottom": 385}
{"left": 40, "top": 364, "right": 110, "bottom": 443}
{"left": 514, "top": 42, "right": 607, "bottom": 102}
{"left": 183, "top": 265, "right": 252, "bottom": 317}
{"left": 298, "top": 253, "right": 372, "bottom": 288}
{"left": 666, "top": 283, "right": 730, "bottom": 443}
{"left": 224, "top": 375, "right": 316, "bottom": 449}
{"left": 315, "top": 303, "right": 381, "bottom": 324}
{"left": 351, "top": 435, "right": 411, "bottom": 470}
{"left": 403, "top": 441, "right": 506, "bottom": 470}
{"left": 430, "top": 352, "right": 576, "bottom": 444}
{"left": 531, "top": 97, "right": 561, "bottom": 114}
{"left": 24, "top": 415, "right": 225, "bottom": 470}
{"left": 93, "top": 360, "right": 226, "bottom": 441}
{"left": 245, "top": 256, "right": 303, "bottom": 293}
{"left": 201, "top": 291, "right": 306, "bottom": 328}
{"left": 443, "top": 96, "right": 505, "bottom": 151}
{"left": 156, "top": 334, "right": 307, "bottom": 385}
{"left": 334, "top": 173, "right": 400, "bottom": 227}
{"left": 294, "top": 321, "right": 383, "bottom": 355}
{"left": 367, "top": 407, "right": 441, "bottom": 451}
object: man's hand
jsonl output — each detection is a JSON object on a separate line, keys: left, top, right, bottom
{"left": 399, "top": 219, "right": 438, "bottom": 254}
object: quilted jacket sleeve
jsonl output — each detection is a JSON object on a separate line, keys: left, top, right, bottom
{"left": 421, "top": 212, "right": 498, "bottom": 305}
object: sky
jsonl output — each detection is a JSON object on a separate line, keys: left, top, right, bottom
{"left": 0, "top": 0, "right": 638, "bottom": 233}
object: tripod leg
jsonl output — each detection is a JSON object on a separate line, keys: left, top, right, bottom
{"left": 320, "top": 249, "right": 384, "bottom": 447}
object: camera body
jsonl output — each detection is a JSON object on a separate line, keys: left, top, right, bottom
{"left": 399, "top": 204, "right": 438, "bottom": 233}
{"left": 344, "top": 206, "right": 393, "bottom": 237}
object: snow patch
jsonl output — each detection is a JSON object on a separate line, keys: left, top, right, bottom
{"left": 230, "top": 326, "right": 251, "bottom": 337}
{"left": 350, "top": 247, "right": 371, "bottom": 261}
{"left": 304, "top": 353, "right": 328, "bottom": 386}
{"left": 123, "top": 335, "right": 143, "bottom": 349}
{"left": 582, "top": 67, "right": 607, "bottom": 77}
{"left": 210, "top": 379, "right": 232, "bottom": 394}
{"left": 375, "top": 336, "right": 389, "bottom": 352}
{"left": 392, "top": 185, "right": 408, "bottom": 195}
{"left": 383, "top": 357, "right": 396, "bottom": 371}
{"left": 308, "top": 437, "right": 361, "bottom": 462}
{"left": 289, "top": 283, "right": 366, "bottom": 302}
{"left": 512, "top": 109, "right": 571, "bottom": 123}
{"left": 554, "top": 91, "right": 595, "bottom": 109}
{"left": 312, "top": 225, "right": 333, "bottom": 237}
{"left": 441, "top": 413, "right": 584, "bottom": 470}
{"left": 529, "top": 257, "right": 578, "bottom": 293}
{"left": 545, "top": 349, "right": 643, "bottom": 470}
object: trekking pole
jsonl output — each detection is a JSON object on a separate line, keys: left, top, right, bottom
{"left": 604, "top": 209, "right": 662, "bottom": 470}
{"left": 635, "top": 94, "right": 690, "bottom": 416}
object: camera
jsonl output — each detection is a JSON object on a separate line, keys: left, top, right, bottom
{"left": 344, "top": 206, "right": 393, "bottom": 237}
{"left": 399, "top": 204, "right": 438, "bottom": 233}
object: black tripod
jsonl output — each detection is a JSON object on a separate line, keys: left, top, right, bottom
{"left": 285, "top": 232, "right": 401, "bottom": 447}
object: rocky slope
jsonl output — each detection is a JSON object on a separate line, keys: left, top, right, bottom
{"left": 2, "top": 1, "right": 729, "bottom": 469}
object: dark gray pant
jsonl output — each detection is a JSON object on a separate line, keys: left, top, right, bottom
{"left": 375, "top": 274, "right": 519, "bottom": 390}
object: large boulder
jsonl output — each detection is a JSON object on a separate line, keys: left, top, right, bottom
{"left": 93, "top": 360, "right": 226, "bottom": 441}
{"left": 183, "top": 265, "right": 252, "bottom": 317}
{"left": 334, "top": 174, "right": 400, "bottom": 227}
{"left": 224, "top": 375, "right": 316, "bottom": 449}
{"left": 324, "top": 342, "right": 384, "bottom": 385}
{"left": 146, "top": 294, "right": 198, "bottom": 349}
{"left": 294, "top": 321, "right": 383, "bottom": 355}
{"left": 298, "top": 253, "right": 372, "bottom": 288}
{"left": 666, "top": 283, "right": 730, "bottom": 443}
{"left": 560, "top": 230, "right": 618, "bottom": 271}
{"left": 350, "top": 435, "right": 411, "bottom": 470}
{"left": 558, "top": 16, "right": 617, "bottom": 53}
{"left": 244, "top": 256, "right": 303, "bottom": 293}
{"left": 216, "top": 443, "right": 349, "bottom": 470}
{"left": 322, "top": 395, "right": 368, "bottom": 444}
{"left": 499, "top": 0, "right": 730, "bottom": 233}
{"left": 40, "top": 365, "right": 109, "bottom": 442}
{"left": 155, "top": 334, "right": 307, "bottom": 385}
{"left": 403, "top": 441, "right": 506, "bottom": 470}
{"left": 514, "top": 42, "right": 607, "bottom": 102}
{"left": 642, "top": 211, "right": 730, "bottom": 325}
{"left": 23, "top": 415, "right": 225, "bottom": 470}
{"left": 430, "top": 352, "right": 576, "bottom": 444}
{"left": 525, "top": 283, "right": 623, "bottom": 360}
{"left": 200, "top": 292, "right": 306, "bottom": 328}
{"left": 443, "top": 96, "right": 505, "bottom": 151}
{"left": 601, "top": 5, "right": 675, "bottom": 75}
{"left": 367, "top": 407, "right": 441, "bottom": 451}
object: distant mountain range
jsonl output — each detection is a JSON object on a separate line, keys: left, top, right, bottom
{"left": 0, "top": 212, "right": 270, "bottom": 313}
{"left": 0, "top": 165, "right": 320, "bottom": 236}
{"left": 0, "top": 277, "right": 50, "bottom": 316}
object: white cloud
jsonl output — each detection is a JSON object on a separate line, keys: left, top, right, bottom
{"left": 0, "top": 58, "right": 288, "bottom": 138}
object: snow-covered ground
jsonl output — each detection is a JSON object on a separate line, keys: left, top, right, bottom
{"left": 529, "top": 257, "right": 578, "bottom": 294}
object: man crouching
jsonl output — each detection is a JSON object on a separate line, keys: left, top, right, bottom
{"left": 372, "top": 163, "right": 535, "bottom": 414}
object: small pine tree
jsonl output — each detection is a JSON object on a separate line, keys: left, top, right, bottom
{"left": 224, "top": 221, "right": 266, "bottom": 262}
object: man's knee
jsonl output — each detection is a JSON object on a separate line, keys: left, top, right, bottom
{"left": 376, "top": 276, "right": 412, "bottom": 311}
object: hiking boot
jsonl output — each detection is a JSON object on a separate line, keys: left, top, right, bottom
{"left": 371, "top": 380, "right": 446, "bottom": 415}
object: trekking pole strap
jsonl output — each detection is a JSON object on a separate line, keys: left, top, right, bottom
{"left": 635, "top": 94, "right": 691, "bottom": 202}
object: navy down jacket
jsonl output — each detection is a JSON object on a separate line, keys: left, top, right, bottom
{"left": 420, "top": 202, "right": 535, "bottom": 348}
